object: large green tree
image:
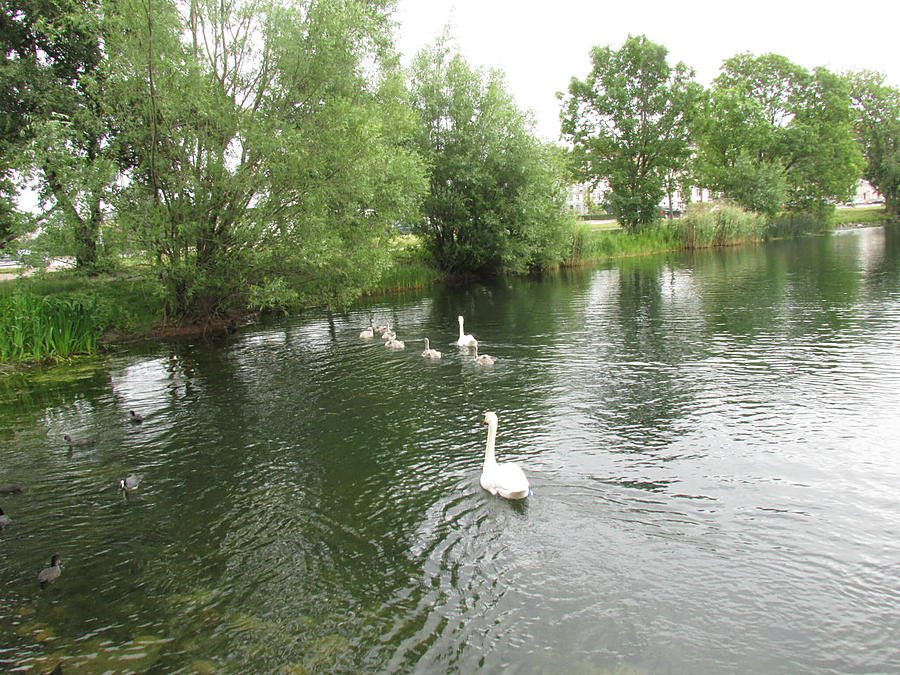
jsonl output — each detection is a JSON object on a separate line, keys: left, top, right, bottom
{"left": 107, "top": 0, "right": 424, "bottom": 319}
{"left": 560, "top": 35, "right": 701, "bottom": 231}
{"left": 408, "top": 40, "right": 571, "bottom": 276}
{"left": 696, "top": 53, "right": 862, "bottom": 219}
{"left": 846, "top": 70, "right": 900, "bottom": 215}
{"left": 0, "top": 0, "right": 103, "bottom": 251}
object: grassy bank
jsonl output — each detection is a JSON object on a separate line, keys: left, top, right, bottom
{"left": 364, "top": 237, "right": 442, "bottom": 296}
{"left": 2, "top": 203, "right": 892, "bottom": 367}
{"left": 565, "top": 202, "right": 769, "bottom": 265}
{"left": 832, "top": 205, "right": 894, "bottom": 226}
{"left": 0, "top": 271, "right": 162, "bottom": 367}
{"left": 563, "top": 202, "right": 896, "bottom": 267}
{"left": 0, "top": 245, "right": 440, "bottom": 366}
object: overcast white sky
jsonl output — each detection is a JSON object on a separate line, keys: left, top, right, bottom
{"left": 393, "top": 0, "right": 900, "bottom": 142}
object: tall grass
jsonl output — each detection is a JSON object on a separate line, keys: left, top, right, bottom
{"left": 0, "top": 292, "right": 103, "bottom": 362}
{"left": 678, "top": 202, "right": 766, "bottom": 248}
{"left": 566, "top": 221, "right": 680, "bottom": 264}
{"left": 369, "top": 259, "right": 442, "bottom": 294}
{"left": 766, "top": 212, "right": 823, "bottom": 238}
{"left": 366, "top": 240, "right": 442, "bottom": 295}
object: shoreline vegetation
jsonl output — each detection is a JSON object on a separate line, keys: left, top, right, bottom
{"left": 1, "top": 204, "right": 894, "bottom": 371}
{"left": 4, "top": 8, "right": 899, "bottom": 376}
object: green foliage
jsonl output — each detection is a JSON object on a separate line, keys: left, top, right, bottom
{"left": 766, "top": 212, "right": 823, "bottom": 238}
{"left": 565, "top": 221, "right": 680, "bottom": 263}
{"left": 831, "top": 205, "right": 892, "bottom": 226}
{"left": 107, "top": 0, "right": 425, "bottom": 319}
{"left": 847, "top": 70, "right": 900, "bottom": 216}
{"left": 695, "top": 53, "right": 863, "bottom": 218}
{"left": 0, "top": 291, "right": 103, "bottom": 362}
{"left": 561, "top": 34, "right": 701, "bottom": 232}
{"left": 247, "top": 278, "right": 301, "bottom": 315}
{"left": 409, "top": 38, "right": 572, "bottom": 277}
{"left": 1, "top": 0, "right": 108, "bottom": 272}
{"left": 564, "top": 202, "right": 773, "bottom": 263}
{"left": 2, "top": 268, "right": 163, "bottom": 340}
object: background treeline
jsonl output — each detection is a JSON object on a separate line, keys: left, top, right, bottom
{"left": 1, "top": 1, "right": 899, "bottom": 343}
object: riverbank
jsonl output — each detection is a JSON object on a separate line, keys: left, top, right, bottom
{"left": 1, "top": 206, "right": 895, "bottom": 370}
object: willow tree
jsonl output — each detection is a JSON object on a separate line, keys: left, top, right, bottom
{"left": 561, "top": 35, "right": 701, "bottom": 231}
{"left": 408, "top": 39, "right": 571, "bottom": 277}
{"left": 107, "top": 0, "right": 424, "bottom": 319}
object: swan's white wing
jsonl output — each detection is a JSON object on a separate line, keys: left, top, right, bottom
{"left": 497, "top": 463, "right": 528, "bottom": 489}
{"left": 484, "top": 462, "right": 529, "bottom": 500}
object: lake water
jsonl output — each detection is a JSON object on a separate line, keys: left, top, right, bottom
{"left": 2, "top": 226, "right": 899, "bottom": 673}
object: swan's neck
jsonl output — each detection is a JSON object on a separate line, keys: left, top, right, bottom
{"left": 484, "top": 421, "right": 497, "bottom": 466}
{"left": 458, "top": 318, "right": 465, "bottom": 339}
{"left": 424, "top": 338, "right": 430, "bottom": 349}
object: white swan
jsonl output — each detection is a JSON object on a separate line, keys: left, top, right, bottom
{"left": 359, "top": 319, "right": 375, "bottom": 339}
{"left": 473, "top": 343, "right": 497, "bottom": 365}
{"left": 421, "top": 338, "right": 442, "bottom": 359}
{"left": 480, "top": 412, "right": 529, "bottom": 500}
{"left": 456, "top": 315, "right": 477, "bottom": 347}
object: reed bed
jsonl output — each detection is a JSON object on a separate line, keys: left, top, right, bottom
{"left": 0, "top": 292, "right": 103, "bottom": 362}
{"left": 678, "top": 202, "right": 766, "bottom": 249}
{"left": 566, "top": 221, "right": 680, "bottom": 264}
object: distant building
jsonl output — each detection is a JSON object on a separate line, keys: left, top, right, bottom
{"left": 565, "top": 181, "right": 605, "bottom": 215}
{"left": 848, "top": 179, "right": 884, "bottom": 205}
{"left": 567, "top": 180, "right": 712, "bottom": 218}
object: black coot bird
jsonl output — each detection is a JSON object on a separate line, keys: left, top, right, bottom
{"left": 63, "top": 434, "right": 95, "bottom": 448}
{"left": 129, "top": 410, "right": 143, "bottom": 424}
{"left": 38, "top": 554, "right": 62, "bottom": 586}
{"left": 120, "top": 474, "right": 143, "bottom": 492}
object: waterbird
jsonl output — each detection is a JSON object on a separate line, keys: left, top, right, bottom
{"left": 38, "top": 554, "right": 62, "bottom": 586}
{"left": 63, "top": 434, "right": 95, "bottom": 448}
{"left": 456, "top": 315, "right": 477, "bottom": 348}
{"left": 0, "top": 484, "right": 22, "bottom": 494}
{"left": 120, "top": 474, "right": 143, "bottom": 492}
{"left": 359, "top": 319, "right": 376, "bottom": 339}
{"left": 421, "top": 338, "right": 442, "bottom": 359}
{"left": 129, "top": 410, "right": 143, "bottom": 424}
{"left": 0, "top": 506, "right": 10, "bottom": 529}
{"left": 385, "top": 335, "right": 405, "bottom": 350}
{"left": 479, "top": 412, "right": 529, "bottom": 500}
{"left": 473, "top": 343, "right": 497, "bottom": 365}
